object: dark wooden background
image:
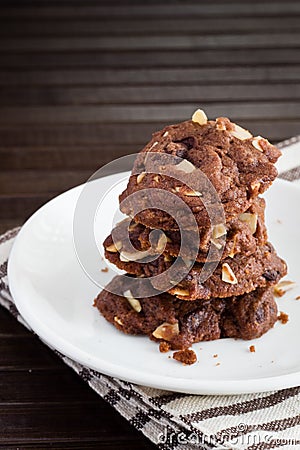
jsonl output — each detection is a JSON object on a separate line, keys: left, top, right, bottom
{"left": 0, "top": 0, "right": 299, "bottom": 448}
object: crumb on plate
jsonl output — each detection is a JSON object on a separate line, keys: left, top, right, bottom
{"left": 173, "top": 349, "right": 197, "bottom": 365}
{"left": 277, "top": 311, "right": 289, "bottom": 324}
{"left": 159, "top": 341, "right": 171, "bottom": 353}
{"left": 273, "top": 280, "right": 296, "bottom": 297}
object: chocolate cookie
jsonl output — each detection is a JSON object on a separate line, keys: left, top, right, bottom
{"left": 94, "top": 276, "right": 278, "bottom": 350}
{"left": 119, "top": 116, "right": 281, "bottom": 230}
{"left": 104, "top": 242, "right": 287, "bottom": 300}
{"left": 104, "top": 197, "right": 267, "bottom": 263}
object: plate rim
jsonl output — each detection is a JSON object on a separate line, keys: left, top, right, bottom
{"left": 7, "top": 176, "right": 300, "bottom": 395}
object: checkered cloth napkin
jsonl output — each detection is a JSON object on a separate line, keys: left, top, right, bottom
{"left": 1, "top": 136, "right": 300, "bottom": 450}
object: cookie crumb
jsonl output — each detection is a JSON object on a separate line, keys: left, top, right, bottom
{"left": 101, "top": 267, "right": 109, "bottom": 273}
{"left": 249, "top": 345, "right": 256, "bottom": 353}
{"left": 173, "top": 349, "right": 197, "bottom": 365}
{"left": 213, "top": 354, "right": 218, "bottom": 358}
{"left": 159, "top": 341, "right": 171, "bottom": 353}
{"left": 296, "top": 296, "right": 300, "bottom": 301}
{"left": 273, "top": 280, "right": 296, "bottom": 297}
{"left": 277, "top": 311, "right": 289, "bottom": 324}
{"left": 215, "top": 362, "right": 221, "bottom": 366}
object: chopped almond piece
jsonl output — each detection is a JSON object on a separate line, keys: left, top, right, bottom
{"left": 105, "top": 241, "right": 122, "bottom": 253}
{"left": 238, "top": 213, "right": 258, "bottom": 234}
{"left": 230, "top": 124, "right": 252, "bottom": 140}
{"left": 222, "top": 263, "right": 238, "bottom": 284}
{"left": 191, "top": 109, "right": 207, "bottom": 125}
{"left": 137, "top": 172, "right": 146, "bottom": 184}
{"left": 123, "top": 289, "right": 142, "bottom": 313}
{"left": 172, "top": 287, "right": 190, "bottom": 297}
{"left": 152, "top": 322, "right": 179, "bottom": 341}
{"left": 114, "top": 316, "right": 123, "bottom": 326}
{"left": 212, "top": 223, "right": 226, "bottom": 239}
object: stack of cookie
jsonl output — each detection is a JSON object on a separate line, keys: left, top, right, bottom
{"left": 95, "top": 110, "right": 287, "bottom": 363}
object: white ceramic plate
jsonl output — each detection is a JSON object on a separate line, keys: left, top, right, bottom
{"left": 8, "top": 175, "right": 300, "bottom": 395}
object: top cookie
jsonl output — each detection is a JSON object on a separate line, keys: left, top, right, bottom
{"left": 119, "top": 112, "right": 281, "bottom": 230}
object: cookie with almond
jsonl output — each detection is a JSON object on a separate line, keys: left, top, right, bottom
{"left": 104, "top": 242, "right": 287, "bottom": 301}
{"left": 104, "top": 197, "right": 267, "bottom": 263}
{"left": 94, "top": 276, "right": 278, "bottom": 350}
{"left": 119, "top": 113, "right": 281, "bottom": 230}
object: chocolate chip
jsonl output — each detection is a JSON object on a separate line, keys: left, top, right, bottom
{"left": 262, "top": 270, "right": 278, "bottom": 281}
{"left": 255, "top": 306, "right": 265, "bottom": 323}
{"left": 175, "top": 148, "right": 188, "bottom": 159}
{"left": 185, "top": 310, "right": 204, "bottom": 333}
{"left": 165, "top": 142, "right": 188, "bottom": 159}
{"left": 177, "top": 136, "right": 196, "bottom": 150}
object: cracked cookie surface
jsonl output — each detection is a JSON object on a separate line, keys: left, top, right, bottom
{"left": 119, "top": 118, "right": 281, "bottom": 230}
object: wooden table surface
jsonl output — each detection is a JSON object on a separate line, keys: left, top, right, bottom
{"left": 0, "top": 1, "right": 299, "bottom": 448}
